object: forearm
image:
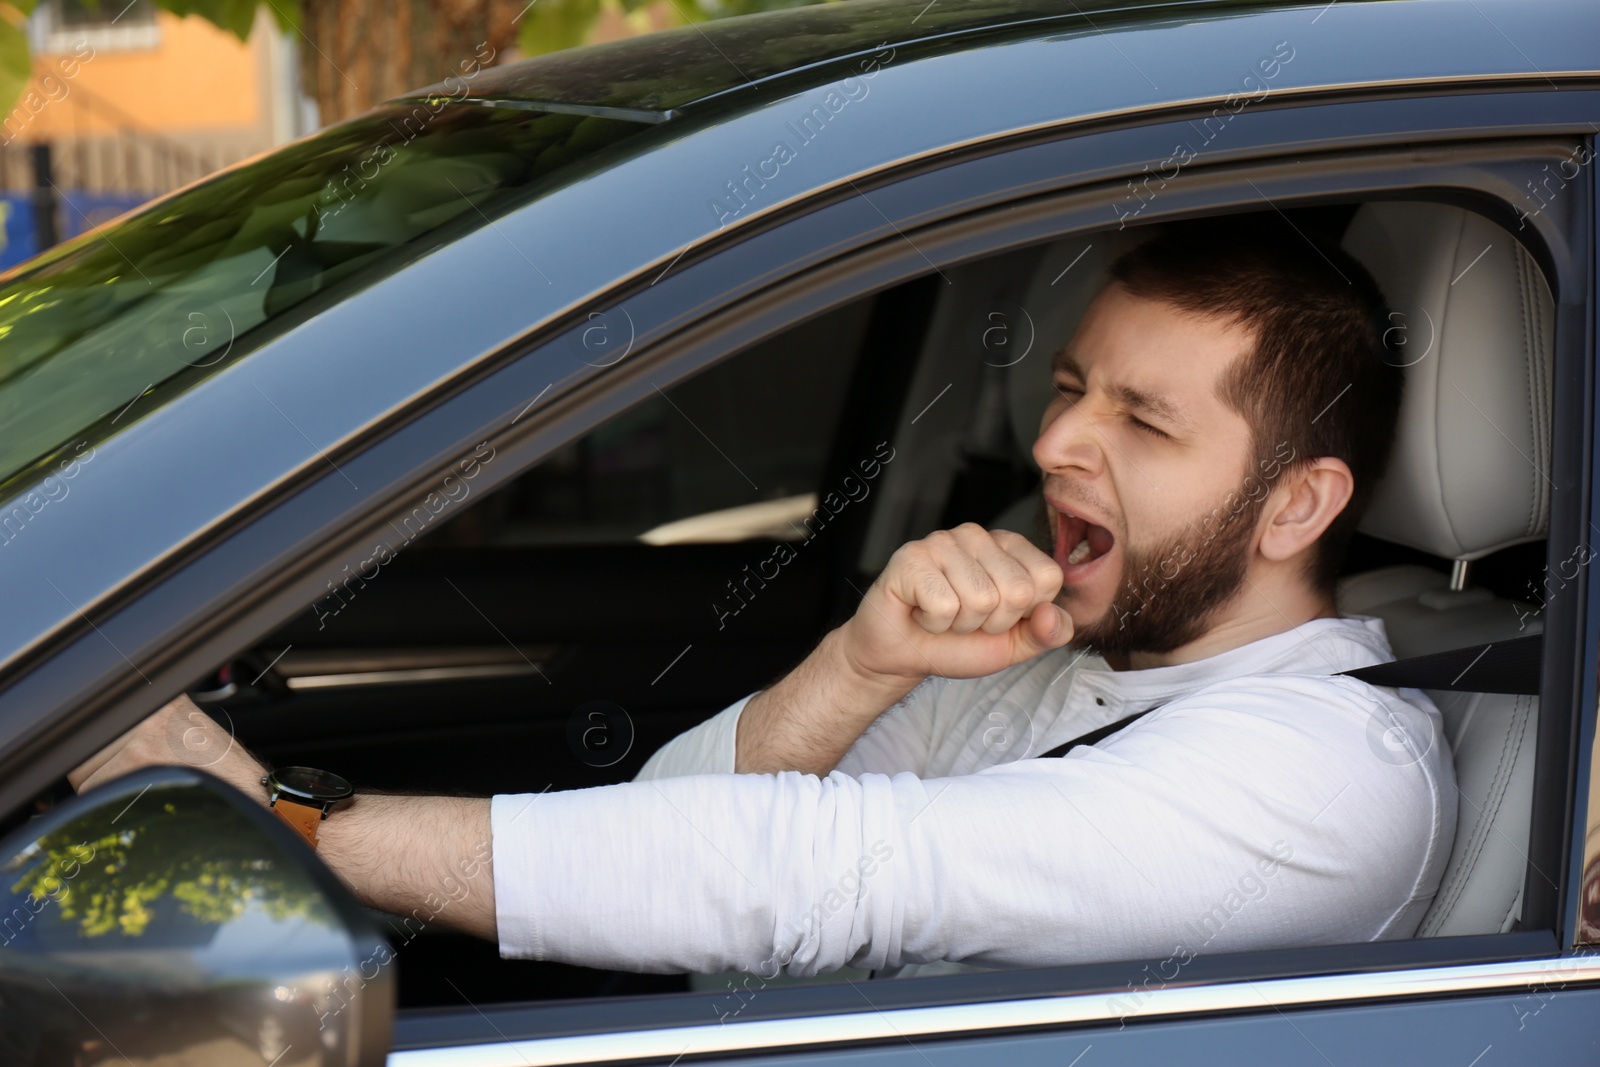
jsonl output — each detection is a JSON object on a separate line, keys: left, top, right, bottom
{"left": 735, "top": 627, "right": 921, "bottom": 776}
{"left": 318, "top": 793, "right": 496, "bottom": 941}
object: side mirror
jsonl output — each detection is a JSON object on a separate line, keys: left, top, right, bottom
{"left": 0, "top": 766, "right": 393, "bottom": 1065}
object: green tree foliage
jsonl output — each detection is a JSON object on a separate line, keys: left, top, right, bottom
{"left": 0, "top": 2, "right": 43, "bottom": 121}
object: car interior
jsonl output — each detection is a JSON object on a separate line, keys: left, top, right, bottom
{"left": 14, "top": 197, "right": 1553, "bottom": 1012}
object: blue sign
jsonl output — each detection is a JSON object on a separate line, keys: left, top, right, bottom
{"left": 0, "top": 189, "right": 153, "bottom": 271}
{"left": 0, "top": 193, "right": 40, "bottom": 271}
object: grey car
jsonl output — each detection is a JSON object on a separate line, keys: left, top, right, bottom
{"left": 0, "top": 0, "right": 1598, "bottom": 1063}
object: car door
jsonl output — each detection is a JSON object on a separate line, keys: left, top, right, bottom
{"left": 2, "top": 4, "right": 1599, "bottom": 1065}
{"left": 214, "top": 114, "right": 1597, "bottom": 1064}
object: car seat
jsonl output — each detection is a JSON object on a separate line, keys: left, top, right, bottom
{"left": 1340, "top": 202, "right": 1551, "bottom": 936}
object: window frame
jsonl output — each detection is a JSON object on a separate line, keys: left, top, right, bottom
{"left": 1572, "top": 136, "right": 1600, "bottom": 948}
{"left": 0, "top": 89, "right": 1595, "bottom": 1058}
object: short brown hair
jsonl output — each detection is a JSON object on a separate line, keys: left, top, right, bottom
{"left": 1108, "top": 213, "right": 1402, "bottom": 590}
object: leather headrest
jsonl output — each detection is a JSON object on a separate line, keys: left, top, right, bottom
{"left": 1343, "top": 203, "right": 1553, "bottom": 561}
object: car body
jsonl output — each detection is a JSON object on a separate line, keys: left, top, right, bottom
{"left": 0, "top": 0, "right": 1598, "bottom": 1062}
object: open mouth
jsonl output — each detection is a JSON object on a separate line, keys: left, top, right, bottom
{"left": 1055, "top": 508, "right": 1116, "bottom": 570}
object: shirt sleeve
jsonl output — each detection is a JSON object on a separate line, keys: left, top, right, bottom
{"left": 490, "top": 676, "right": 1449, "bottom": 977}
{"left": 634, "top": 693, "right": 755, "bottom": 779}
{"left": 636, "top": 675, "right": 944, "bottom": 782}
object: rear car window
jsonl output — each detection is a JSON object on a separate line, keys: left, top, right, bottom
{"left": 0, "top": 102, "right": 651, "bottom": 505}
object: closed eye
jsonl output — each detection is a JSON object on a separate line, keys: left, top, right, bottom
{"left": 1129, "top": 415, "right": 1168, "bottom": 439}
{"left": 1052, "top": 380, "right": 1168, "bottom": 437}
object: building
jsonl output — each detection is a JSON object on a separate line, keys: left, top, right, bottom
{"left": 0, "top": 0, "right": 315, "bottom": 268}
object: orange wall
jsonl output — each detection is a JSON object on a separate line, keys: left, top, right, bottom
{"left": 18, "top": 10, "right": 266, "bottom": 140}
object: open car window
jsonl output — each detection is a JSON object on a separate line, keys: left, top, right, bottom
{"left": 185, "top": 192, "right": 1562, "bottom": 1014}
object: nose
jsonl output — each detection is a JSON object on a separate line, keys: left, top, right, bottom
{"left": 1032, "top": 390, "right": 1106, "bottom": 478}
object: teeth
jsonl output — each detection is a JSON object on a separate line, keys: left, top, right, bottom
{"left": 1067, "top": 538, "right": 1092, "bottom": 565}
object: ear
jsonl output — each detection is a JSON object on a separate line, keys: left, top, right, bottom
{"left": 1257, "top": 457, "right": 1354, "bottom": 564}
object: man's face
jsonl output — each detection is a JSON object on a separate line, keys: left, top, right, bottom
{"left": 1033, "top": 283, "right": 1266, "bottom": 656}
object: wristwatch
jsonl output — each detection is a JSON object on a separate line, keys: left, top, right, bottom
{"left": 262, "top": 766, "right": 354, "bottom": 849}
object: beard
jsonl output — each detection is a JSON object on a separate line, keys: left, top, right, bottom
{"left": 1031, "top": 487, "right": 1267, "bottom": 657}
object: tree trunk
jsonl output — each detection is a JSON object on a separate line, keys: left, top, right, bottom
{"left": 299, "top": 0, "right": 526, "bottom": 125}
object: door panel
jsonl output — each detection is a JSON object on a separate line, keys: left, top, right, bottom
{"left": 685, "top": 990, "right": 1600, "bottom": 1067}
{"left": 230, "top": 542, "right": 830, "bottom": 793}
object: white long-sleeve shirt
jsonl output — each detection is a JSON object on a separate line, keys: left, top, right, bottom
{"left": 490, "top": 615, "right": 1456, "bottom": 977}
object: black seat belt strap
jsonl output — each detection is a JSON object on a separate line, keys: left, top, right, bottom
{"left": 1034, "top": 632, "right": 1541, "bottom": 760}
{"left": 1339, "top": 633, "right": 1542, "bottom": 695}
{"left": 1038, "top": 708, "right": 1154, "bottom": 759}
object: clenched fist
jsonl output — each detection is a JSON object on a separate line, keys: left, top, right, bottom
{"left": 840, "top": 523, "right": 1071, "bottom": 684}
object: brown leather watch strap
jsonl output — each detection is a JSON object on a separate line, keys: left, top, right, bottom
{"left": 271, "top": 796, "right": 326, "bottom": 848}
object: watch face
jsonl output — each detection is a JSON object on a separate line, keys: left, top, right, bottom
{"left": 273, "top": 766, "right": 354, "bottom": 803}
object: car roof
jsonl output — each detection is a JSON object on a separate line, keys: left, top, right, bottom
{"left": 398, "top": 0, "right": 1292, "bottom": 119}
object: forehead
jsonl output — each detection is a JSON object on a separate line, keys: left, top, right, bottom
{"left": 1053, "top": 284, "right": 1256, "bottom": 414}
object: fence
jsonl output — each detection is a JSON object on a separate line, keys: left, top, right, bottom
{"left": 0, "top": 84, "right": 233, "bottom": 271}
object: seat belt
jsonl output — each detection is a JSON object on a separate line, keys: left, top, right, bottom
{"left": 1038, "top": 708, "right": 1154, "bottom": 759}
{"left": 1340, "top": 632, "right": 1542, "bottom": 695}
{"left": 1036, "top": 633, "right": 1541, "bottom": 759}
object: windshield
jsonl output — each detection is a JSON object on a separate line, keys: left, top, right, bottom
{"left": 0, "top": 102, "right": 651, "bottom": 503}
